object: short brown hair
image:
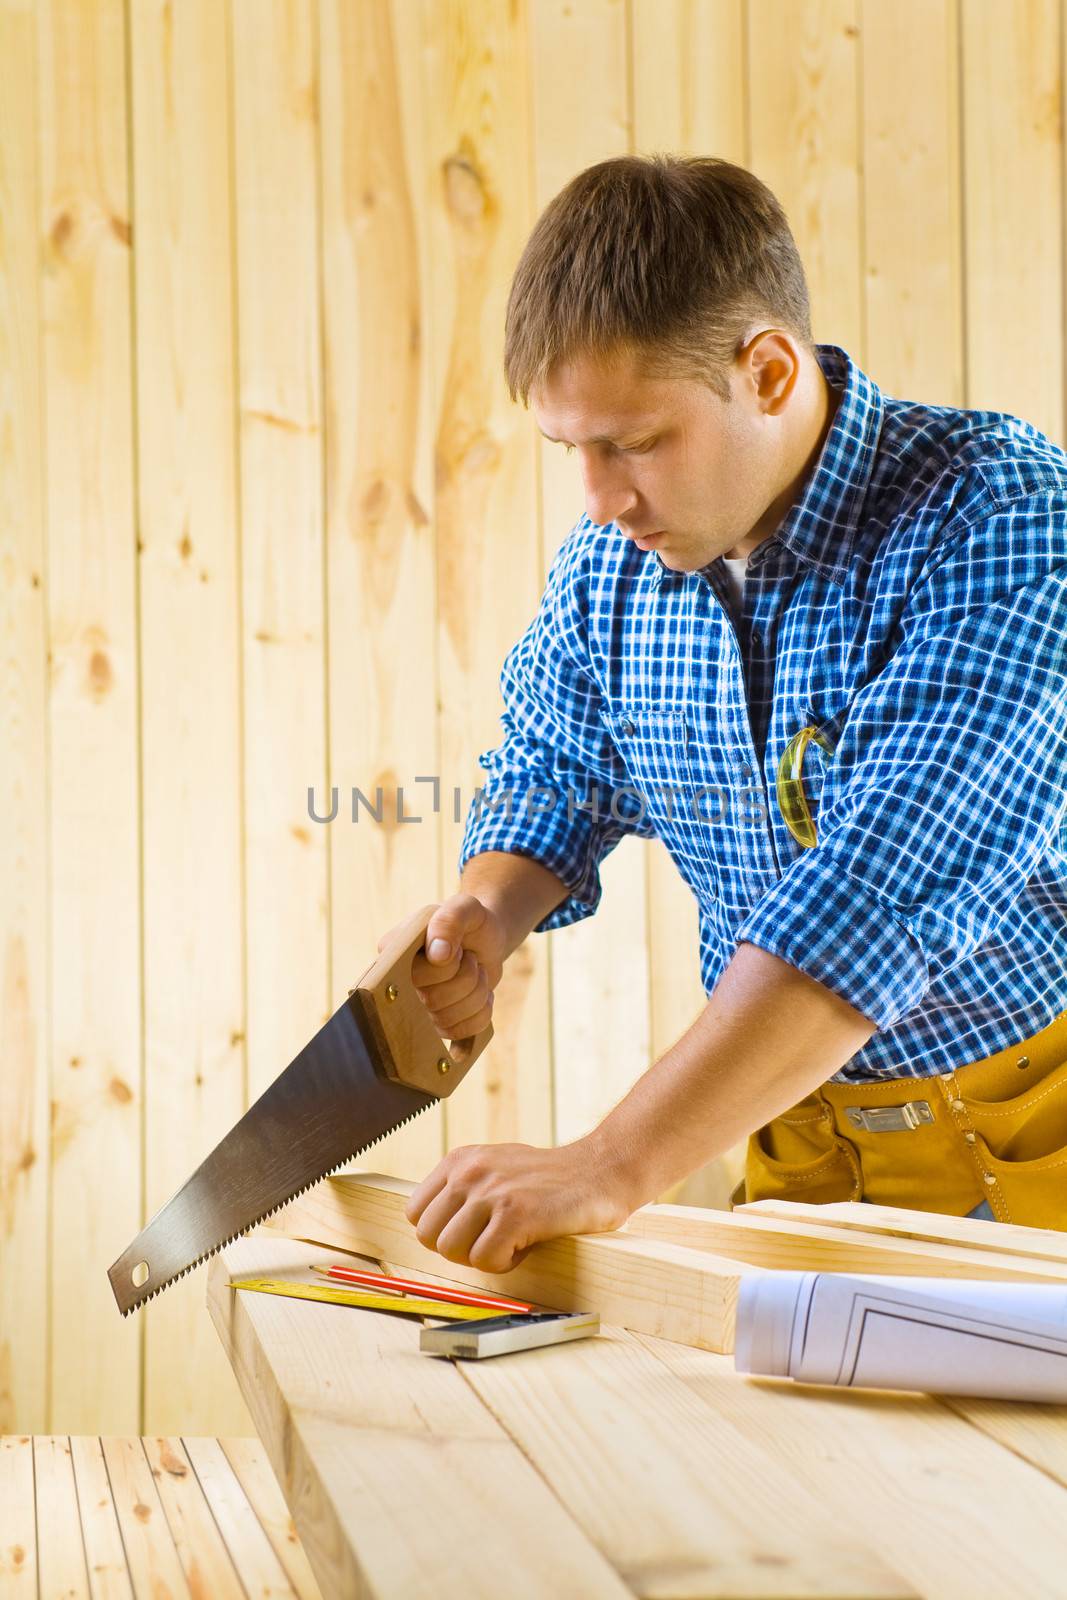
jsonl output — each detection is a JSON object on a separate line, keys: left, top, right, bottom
{"left": 504, "top": 155, "right": 813, "bottom": 404}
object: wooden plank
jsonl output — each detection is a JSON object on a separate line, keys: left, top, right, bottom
{"left": 741, "top": 1199, "right": 1067, "bottom": 1265}
{"left": 454, "top": 1325, "right": 912, "bottom": 1598}
{"left": 626, "top": 1200, "right": 1067, "bottom": 1283}
{"left": 231, "top": 0, "right": 330, "bottom": 1109}
{"left": 961, "top": 0, "right": 1063, "bottom": 440}
{"left": 0, "top": 1436, "right": 37, "bottom": 1592}
{"left": 642, "top": 1337, "right": 1067, "bottom": 1599}
{"left": 270, "top": 1172, "right": 755, "bottom": 1352}
{"left": 219, "top": 1436, "right": 324, "bottom": 1600}
{"left": 99, "top": 1437, "right": 189, "bottom": 1598}
{"left": 418, "top": 0, "right": 554, "bottom": 1155}
{"left": 315, "top": 0, "right": 443, "bottom": 1181}
{"left": 747, "top": 0, "right": 864, "bottom": 356}
{"left": 208, "top": 1233, "right": 634, "bottom": 1599}
{"left": 183, "top": 1436, "right": 302, "bottom": 1599}
{"left": 860, "top": 0, "right": 963, "bottom": 404}
{"left": 38, "top": 0, "right": 142, "bottom": 1436}
{"left": 942, "top": 1399, "right": 1067, "bottom": 1493}
{"left": 128, "top": 0, "right": 251, "bottom": 1441}
{"left": 0, "top": 0, "right": 50, "bottom": 1435}
{"left": 33, "top": 1436, "right": 90, "bottom": 1600}
{"left": 67, "top": 1437, "right": 132, "bottom": 1600}
{"left": 141, "top": 1438, "right": 246, "bottom": 1600}
{"left": 531, "top": 0, "right": 653, "bottom": 1157}
{"left": 631, "top": 0, "right": 745, "bottom": 160}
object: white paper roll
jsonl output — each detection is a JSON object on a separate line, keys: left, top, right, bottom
{"left": 735, "top": 1272, "right": 1067, "bottom": 1403}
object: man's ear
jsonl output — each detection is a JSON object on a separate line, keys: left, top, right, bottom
{"left": 736, "top": 327, "right": 801, "bottom": 417}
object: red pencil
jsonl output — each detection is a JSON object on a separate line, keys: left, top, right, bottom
{"left": 311, "top": 1262, "right": 533, "bottom": 1314}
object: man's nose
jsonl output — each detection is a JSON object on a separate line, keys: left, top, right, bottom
{"left": 580, "top": 456, "right": 638, "bottom": 529}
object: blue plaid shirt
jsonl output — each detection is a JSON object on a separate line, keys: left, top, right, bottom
{"left": 459, "top": 345, "right": 1067, "bottom": 1081}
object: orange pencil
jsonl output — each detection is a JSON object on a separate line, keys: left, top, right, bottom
{"left": 311, "top": 1262, "right": 533, "bottom": 1314}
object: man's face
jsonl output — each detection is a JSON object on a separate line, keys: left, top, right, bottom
{"left": 530, "top": 341, "right": 795, "bottom": 569}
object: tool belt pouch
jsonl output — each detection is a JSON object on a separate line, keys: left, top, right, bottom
{"left": 952, "top": 1025, "right": 1067, "bottom": 1229}
{"left": 742, "top": 1092, "right": 861, "bottom": 1205}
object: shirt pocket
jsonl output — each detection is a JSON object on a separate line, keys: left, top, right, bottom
{"left": 598, "top": 706, "right": 696, "bottom": 840}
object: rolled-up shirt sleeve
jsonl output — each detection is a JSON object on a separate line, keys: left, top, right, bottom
{"left": 738, "top": 492, "right": 1067, "bottom": 1029}
{"left": 458, "top": 519, "right": 654, "bottom": 932}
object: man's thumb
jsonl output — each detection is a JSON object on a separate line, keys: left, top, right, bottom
{"left": 426, "top": 932, "right": 452, "bottom": 962}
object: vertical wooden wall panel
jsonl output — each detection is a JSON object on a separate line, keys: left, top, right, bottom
{"left": 0, "top": 0, "right": 50, "bottom": 1432}
{"left": 318, "top": 0, "right": 443, "bottom": 1179}
{"left": 422, "top": 0, "right": 554, "bottom": 1154}
{"left": 530, "top": 0, "right": 654, "bottom": 1150}
{"left": 631, "top": 0, "right": 746, "bottom": 159}
{"left": 747, "top": 0, "right": 865, "bottom": 357}
{"left": 39, "top": 0, "right": 142, "bottom": 1433}
{"left": 129, "top": 0, "right": 251, "bottom": 1437}
{"left": 962, "top": 0, "right": 1064, "bottom": 441}
{"left": 631, "top": 0, "right": 747, "bottom": 1208}
{"left": 861, "top": 0, "right": 964, "bottom": 407}
{"left": 231, "top": 0, "right": 330, "bottom": 1115}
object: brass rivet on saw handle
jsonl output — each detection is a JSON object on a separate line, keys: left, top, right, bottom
{"left": 437, "top": 1057, "right": 450, "bottom": 1075}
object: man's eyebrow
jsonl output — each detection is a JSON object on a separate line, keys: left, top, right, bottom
{"left": 538, "top": 427, "right": 653, "bottom": 445}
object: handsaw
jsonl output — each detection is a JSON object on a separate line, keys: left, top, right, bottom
{"left": 107, "top": 905, "right": 493, "bottom": 1316}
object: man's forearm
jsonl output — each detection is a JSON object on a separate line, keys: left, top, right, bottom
{"left": 586, "top": 940, "right": 879, "bottom": 1207}
{"left": 458, "top": 850, "right": 570, "bottom": 960}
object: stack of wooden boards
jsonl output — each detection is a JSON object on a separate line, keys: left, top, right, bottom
{"left": 269, "top": 1172, "right": 1067, "bottom": 1353}
{"left": 207, "top": 1173, "right": 1067, "bottom": 1598}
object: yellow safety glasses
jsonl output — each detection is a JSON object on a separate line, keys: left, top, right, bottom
{"left": 775, "top": 725, "right": 835, "bottom": 849}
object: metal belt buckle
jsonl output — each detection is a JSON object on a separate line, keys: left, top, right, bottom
{"left": 844, "top": 1101, "right": 934, "bottom": 1133}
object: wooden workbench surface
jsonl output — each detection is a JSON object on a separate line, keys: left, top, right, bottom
{"left": 0, "top": 1431, "right": 321, "bottom": 1597}
{"left": 209, "top": 1232, "right": 1067, "bottom": 1600}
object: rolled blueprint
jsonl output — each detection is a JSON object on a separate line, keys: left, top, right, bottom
{"left": 734, "top": 1273, "right": 1067, "bottom": 1402}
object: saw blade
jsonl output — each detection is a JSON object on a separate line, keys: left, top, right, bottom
{"left": 107, "top": 992, "right": 434, "bottom": 1316}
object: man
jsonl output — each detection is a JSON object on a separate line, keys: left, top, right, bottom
{"left": 381, "top": 155, "right": 1067, "bottom": 1273}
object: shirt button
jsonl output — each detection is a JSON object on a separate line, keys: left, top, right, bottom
{"left": 621, "top": 718, "right": 635, "bottom": 737}
{"left": 751, "top": 629, "right": 763, "bottom": 648}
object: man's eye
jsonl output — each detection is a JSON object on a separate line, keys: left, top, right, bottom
{"left": 560, "top": 440, "right": 653, "bottom": 456}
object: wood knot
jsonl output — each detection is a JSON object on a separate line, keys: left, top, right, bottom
{"left": 442, "top": 148, "right": 492, "bottom": 227}
{"left": 158, "top": 1441, "right": 188, "bottom": 1477}
{"left": 361, "top": 478, "right": 390, "bottom": 526}
{"left": 108, "top": 1076, "right": 134, "bottom": 1105}
{"left": 88, "top": 649, "right": 113, "bottom": 698}
{"left": 49, "top": 209, "right": 75, "bottom": 259}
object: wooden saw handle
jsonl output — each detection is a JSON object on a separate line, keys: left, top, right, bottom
{"left": 349, "top": 904, "right": 494, "bottom": 1097}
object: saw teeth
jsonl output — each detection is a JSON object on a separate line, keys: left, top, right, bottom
{"left": 119, "top": 1103, "right": 426, "bottom": 1316}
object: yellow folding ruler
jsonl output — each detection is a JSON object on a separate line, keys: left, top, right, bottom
{"left": 229, "top": 1277, "right": 492, "bottom": 1320}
